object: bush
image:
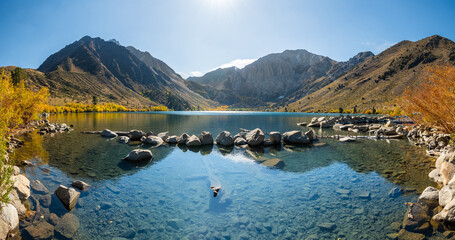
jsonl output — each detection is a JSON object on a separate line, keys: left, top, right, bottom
{"left": 400, "top": 65, "right": 455, "bottom": 133}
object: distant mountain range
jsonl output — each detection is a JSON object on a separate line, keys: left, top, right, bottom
{"left": 2, "top": 35, "right": 454, "bottom": 111}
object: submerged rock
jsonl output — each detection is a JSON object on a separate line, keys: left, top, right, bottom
{"left": 55, "top": 185, "right": 80, "bottom": 211}
{"left": 101, "top": 129, "right": 117, "bottom": 138}
{"left": 123, "top": 149, "right": 153, "bottom": 162}
{"left": 30, "top": 180, "right": 49, "bottom": 195}
{"left": 216, "top": 131, "right": 234, "bottom": 146}
{"left": 55, "top": 213, "right": 80, "bottom": 239}
{"left": 388, "top": 187, "right": 401, "bottom": 198}
{"left": 24, "top": 221, "right": 54, "bottom": 239}
{"left": 397, "top": 229, "right": 425, "bottom": 240}
{"left": 402, "top": 203, "right": 430, "bottom": 232}
{"left": 317, "top": 222, "right": 336, "bottom": 231}
{"left": 261, "top": 158, "right": 284, "bottom": 169}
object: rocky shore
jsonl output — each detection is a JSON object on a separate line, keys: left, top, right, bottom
{"left": 0, "top": 120, "right": 79, "bottom": 240}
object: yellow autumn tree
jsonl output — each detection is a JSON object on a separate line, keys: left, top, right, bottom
{"left": 400, "top": 65, "right": 455, "bottom": 133}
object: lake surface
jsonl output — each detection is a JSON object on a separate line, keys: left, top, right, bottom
{"left": 15, "top": 111, "right": 436, "bottom": 239}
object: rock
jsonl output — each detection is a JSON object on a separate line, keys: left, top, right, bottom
{"left": 317, "top": 222, "right": 336, "bottom": 231}
{"left": 336, "top": 189, "right": 351, "bottom": 195}
{"left": 49, "top": 213, "right": 60, "bottom": 226}
{"left": 245, "top": 128, "right": 265, "bottom": 146}
{"left": 38, "top": 194, "right": 52, "bottom": 208}
{"left": 123, "top": 149, "right": 153, "bottom": 162}
{"left": 55, "top": 213, "right": 80, "bottom": 239}
{"left": 128, "top": 130, "right": 145, "bottom": 141}
{"left": 0, "top": 203, "right": 19, "bottom": 239}
{"left": 282, "top": 131, "right": 310, "bottom": 144}
{"left": 12, "top": 166, "right": 20, "bottom": 175}
{"left": 216, "top": 131, "right": 234, "bottom": 146}
{"left": 177, "top": 133, "right": 189, "bottom": 145}
{"left": 339, "top": 137, "right": 356, "bottom": 143}
{"left": 428, "top": 168, "right": 443, "bottom": 185}
{"left": 439, "top": 185, "right": 455, "bottom": 207}
{"left": 71, "top": 180, "right": 90, "bottom": 191}
{"left": 13, "top": 174, "right": 30, "bottom": 201}
{"left": 100, "top": 202, "right": 113, "bottom": 210}
{"left": 397, "top": 229, "right": 425, "bottom": 240}
{"left": 30, "top": 180, "right": 49, "bottom": 194}
{"left": 146, "top": 131, "right": 155, "bottom": 136}
{"left": 142, "top": 136, "right": 164, "bottom": 146}
{"left": 305, "top": 130, "right": 314, "bottom": 142}
{"left": 358, "top": 191, "right": 371, "bottom": 199}
{"left": 101, "top": 129, "right": 117, "bottom": 138}
{"left": 186, "top": 135, "right": 201, "bottom": 147}
{"left": 418, "top": 186, "right": 439, "bottom": 207}
{"left": 261, "top": 159, "right": 284, "bottom": 168}
{"left": 389, "top": 221, "right": 402, "bottom": 231}
{"left": 199, "top": 131, "right": 214, "bottom": 145}
{"left": 402, "top": 203, "right": 430, "bottom": 231}
{"left": 55, "top": 185, "right": 80, "bottom": 211}
{"left": 24, "top": 221, "right": 54, "bottom": 239}
{"left": 117, "top": 136, "right": 130, "bottom": 143}
{"left": 436, "top": 151, "right": 455, "bottom": 169}
{"left": 21, "top": 160, "right": 33, "bottom": 166}
{"left": 157, "top": 132, "right": 169, "bottom": 141}
{"left": 388, "top": 187, "right": 401, "bottom": 198}
{"left": 234, "top": 137, "right": 247, "bottom": 146}
{"left": 165, "top": 135, "right": 179, "bottom": 144}
{"left": 269, "top": 132, "right": 281, "bottom": 144}
{"left": 9, "top": 192, "right": 26, "bottom": 218}
{"left": 441, "top": 161, "right": 455, "bottom": 185}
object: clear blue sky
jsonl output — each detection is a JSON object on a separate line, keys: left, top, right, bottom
{"left": 0, "top": 0, "right": 454, "bottom": 77}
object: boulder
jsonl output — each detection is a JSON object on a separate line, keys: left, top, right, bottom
{"left": 305, "top": 130, "right": 314, "bottom": 142}
{"left": 282, "top": 131, "right": 310, "bottom": 144}
{"left": 186, "top": 135, "right": 201, "bottom": 147}
{"left": 216, "top": 131, "right": 234, "bottom": 146}
{"left": 30, "top": 180, "right": 49, "bottom": 195}
{"left": 0, "top": 203, "right": 18, "bottom": 238}
{"left": 24, "top": 221, "right": 54, "bottom": 239}
{"left": 55, "top": 213, "right": 80, "bottom": 239}
{"left": 429, "top": 168, "right": 443, "bottom": 185}
{"left": 418, "top": 187, "right": 439, "bottom": 208}
{"left": 9, "top": 191, "right": 26, "bottom": 218}
{"left": 12, "top": 166, "right": 20, "bottom": 175}
{"left": 13, "top": 174, "right": 30, "bottom": 201}
{"left": 397, "top": 229, "right": 425, "bottom": 240}
{"left": 440, "top": 185, "right": 455, "bottom": 207}
{"left": 146, "top": 131, "right": 155, "bottom": 136}
{"left": 128, "top": 130, "right": 145, "bottom": 141}
{"left": 177, "top": 133, "right": 189, "bottom": 145}
{"left": 71, "top": 180, "right": 90, "bottom": 191}
{"left": 402, "top": 203, "right": 430, "bottom": 231}
{"left": 117, "top": 136, "right": 130, "bottom": 143}
{"left": 165, "top": 135, "right": 179, "bottom": 144}
{"left": 157, "top": 132, "right": 169, "bottom": 141}
{"left": 436, "top": 152, "right": 455, "bottom": 170}
{"left": 269, "top": 132, "right": 281, "bottom": 144}
{"left": 234, "top": 138, "right": 247, "bottom": 146}
{"left": 123, "top": 149, "right": 153, "bottom": 162}
{"left": 433, "top": 199, "right": 455, "bottom": 222}
{"left": 55, "top": 185, "right": 80, "bottom": 211}
{"left": 441, "top": 161, "right": 455, "bottom": 185}
{"left": 142, "top": 136, "right": 164, "bottom": 146}
{"left": 101, "top": 129, "right": 117, "bottom": 138}
{"left": 199, "top": 131, "right": 214, "bottom": 145}
{"left": 245, "top": 128, "right": 265, "bottom": 146}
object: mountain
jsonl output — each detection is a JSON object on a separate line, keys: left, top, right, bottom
{"left": 187, "top": 49, "right": 373, "bottom": 108}
{"left": 286, "top": 35, "right": 455, "bottom": 112}
{"left": 30, "top": 36, "right": 215, "bottom": 109}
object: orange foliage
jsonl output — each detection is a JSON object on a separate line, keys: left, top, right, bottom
{"left": 43, "top": 102, "right": 168, "bottom": 113}
{"left": 400, "top": 65, "right": 455, "bottom": 133}
{"left": 209, "top": 105, "right": 229, "bottom": 111}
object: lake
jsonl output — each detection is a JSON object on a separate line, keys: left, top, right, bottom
{"left": 15, "top": 111, "right": 436, "bottom": 239}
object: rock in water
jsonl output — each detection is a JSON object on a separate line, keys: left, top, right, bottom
{"left": 71, "top": 180, "right": 90, "bottom": 191}
{"left": 55, "top": 213, "right": 80, "bottom": 239}
{"left": 123, "top": 149, "right": 153, "bottom": 162}
{"left": 339, "top": 137, "right": 356, "bottom": 142}
{"left": 13, "top": 174, "right": 30, "bottom": 201}
{"left": 245, "top": 128, "right": 265, "bottom": 146}
{"left": 216, "top": 131, "right": 234, "bottom": 146}
{"left": 282, "top": 131, "right": 310, "bottom": 144}
{"left": 186, "top": 135, "right": 202, "bottom": 147}
{"left": 166, "top": 135, "right": 179, "bottom": 144}
{"left": 55, "top": 185, "right": 80, "bottom": 211}
{"left": 101, "top": 129, "right": 117, "bottom": 138}
{"left": 24, "top": 221, "right": 54, "bottom": 239}
{"left": 388, "top": 187, "right": 401, "bottom": 198}
{"left": 128, "top": 130, "right": 145, "bottom": 141}
{"left": 117, "top": 136, "right": 130, "bottom": 143}
{"left": 157, "top": 132, "right": 169, "bottom": 141}
{"left": 30, "top": 180, "right": 49, "bottom": 194}
{"left": 269, "top": 131, "right": 281, "bottom": 144}
{"left": 177, "top": 133, "right": 189, "bottom": 145}
{"left": 234, "top": 138, "right": 247, "bottom": 146}
{"left": 0, "top": 203, "right": 19, "bottom": 239}
{"left": 199, "top": 131, "right": 214, "bottom": 145}
{"left": 305, "top": 130, "right": 314, "bottom": 142}
{"left": 141, "top": 136, "right": 164, "bottom": 146}
{"left": 418, "top": 186, "right": 439, "bottom": 207}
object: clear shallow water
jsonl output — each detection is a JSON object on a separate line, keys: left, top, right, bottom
{"left": 15, "top": 112, "right": 436, "bottom": 239}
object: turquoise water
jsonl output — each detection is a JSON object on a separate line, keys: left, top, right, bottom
{"left": 16, "top": 112, "right": 435, "bottom": 239}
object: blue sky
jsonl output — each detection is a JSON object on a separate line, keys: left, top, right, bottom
{"left": 0, "top": 0, "right": 454, "bottom": 78}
